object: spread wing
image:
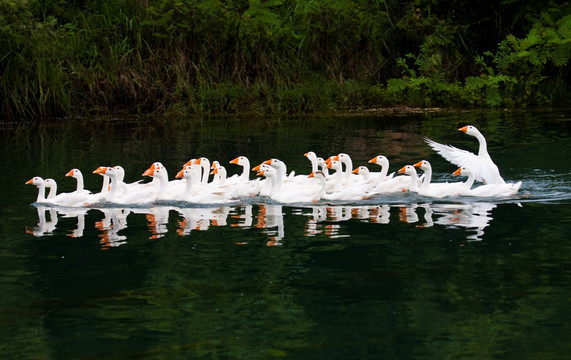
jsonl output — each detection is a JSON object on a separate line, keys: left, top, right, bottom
{"left": 424, "top": 137, "right": 499, "bottom": 183}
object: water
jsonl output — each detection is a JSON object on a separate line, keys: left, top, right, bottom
{"left": 1, "top": 111, "right": 570, "bottom": 359}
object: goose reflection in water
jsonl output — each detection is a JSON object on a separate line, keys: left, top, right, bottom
{"left": 58, "top": 208, "right": 88, "bottom": 238}
{"left": 176, "top": 206, "right": 231, "bottom": 236}
{"left": 231, "top": 204, "right": 253, "bottom": 228}
{"left": 96, "top": 208, "right": 129, "bottom": 249}
{"left": 26, "top": 206, "right": 58, "bottom": 237}
{"left": 255, "top": 204, "right": 285, "bottom": 246}
{"left": 432, "top": 202, "right": 496, "bottom": 241}
{"left": 26, "top": 201, "right": 501, "bottom": 244}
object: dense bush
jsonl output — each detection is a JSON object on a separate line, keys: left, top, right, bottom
{"left": 0, "top": 0, "right": 569, "bottom": 120}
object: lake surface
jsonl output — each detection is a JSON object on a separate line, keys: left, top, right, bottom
{"left": 1, "top": 110, "right": 570, "bottom": 359}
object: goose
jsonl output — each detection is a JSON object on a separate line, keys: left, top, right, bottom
{"left": 413, "top": 160, "right": 464, "bottom": 198}
{"left": 452, "top": 166, "right": 522, "bottom": 197}
{"left": 65, "top": 169, "right": 90, "bottom": 194}
{"left": 256, "top": 166, "right": 320, "bottom": 203}
{"left": 210, "top": 164, "right": 227, "bottom": 185}
{"left": 325, "top": 160, "right": 347, "bottom": 192}
{"left": 331, "top": 153, "right": 359, "bottom": 185}
{"left": 229, "top": 156, "right": 252, "bottom": 182}
{"left": 26, "top": 176, "right": 47, "bottom": 203}
{"left": 304, "top": 151, "right": 319, "bottom": 173}
{"left": 365, "top": 155, "right": 411, "bottom": 194}
{"left": 317, "top": 157, "right": 335, "bottom": 180}
{"left": 424, "top": 125, "right": 506, "bottom": 184}
{"left": 228, "top": 156, "right": 262, "bottom": 197}
{"left": 142, "top": 162, "right": 186, "bottom": 201}
{"left": 352, "top": 166, "right": 371, "bottom": 183}
{"left": 93, "top": 166, "right": 131, "bottom": 202}
{"left": 175, "top": 168, "right": 235, "bottom": 204}
{"left": 351, "top": 166, "right": 380, "bottom": 188}
{"left": 262, "top": 158, "right": 309, "bottom": 185}
{"left": 93, "top": 166, "right": 110, "bottom": 194}
{"left": 93, "top": 165, "right": 154, "bottom": 203}
{"left": 308, "top": 171, "right": 367, "bottom": 202}
{"left": 40, "top": 171, "right": 92, "bottom": 207}
{"left": 185, "top": 157, "right": 211, "bottom": 186}
{"left": 398, "top": 165, "right": 421, "bottom": 192}
{"left": 26, "top": 206, "right": 58, "bottom": 236}
{"left": 43, "top": 178, "right": 58, "bottom": 200}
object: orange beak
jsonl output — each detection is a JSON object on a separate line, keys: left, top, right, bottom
{"left": 304, "top": 152, "right": 310, "bottom": 157}
{"left": 308, "top": 172, "right": 315, "bottom": 178}
{"left": 142, "top": 164, "right": 155, "bottom": 177}
{"left": 452, "top": 168, "right": 462, "bottom": 176}
{"left": 368, "top": 157, "right": 377, "bottom": 164}
{"left": 252, "top": 164, "right": 261, "bottom": 172}
{"left": 333, "top": 155, "right": 340, "bottom": 161}
{"left": 93, "top": 166, "right": 107, "bottom": 174}
{"left": 183, "top": 159, "right": 195, "bottom": 167}
{"left": 413, "top": 161, "right": 422, "bottom": 168}
{"left": 175, "top": 169, "right": 184, "bottom": 178}
{"left": 262, "top": 159, "right": 272, "bottom": 165}
{"left": 325, "top": 162, "right": 333, "bottom": 169}
{"left": 65, "top": 169, "right": 74, "bottom": 177}
{"left": 257, "top": 170, "right": 265, "bottom": 177}
{"left": 25, "top": 178, "right": 34, "bottom": 185}
{"left": 459, "top": 126, "right": 468, "bottom": 133}
{"left": 210, "top": 168, "right": 218, "bottom": 175}
{"left": 352, "top": 168, "right": 360, "bottom": 174}
{"left": 398, "top": 166, "right": 406, "bottom": 174}
{"left": 229, "top": 157, "right": 239, "bottom": 164}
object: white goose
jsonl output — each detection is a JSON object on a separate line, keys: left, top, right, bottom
{"left": 317, "top": 157, "right": 335, "bottom": 179}
{"left": 66, "top": 169, "right": 90, "bottom": 194}
{"left": 40, "top": 170, "right": 92, "bottom": 207}
{"left": 413, "top": 160, "right": 464, "bottom": 198}
{"left": 304, "top": 151, "right": 319, "bottom": 173}
{"left": 425, "top": 125, "right": 506, "bottom": 184}
{"left": 210, "top": 164, "right": 227, "bottom": 185}
{"left": 229, "top": 156, "right": 252, "bottom": 182}
{"left": 366, "top": 155, "right": 411, "bottom": 194}
{"left": 452, "top": 166, "right": 521, "bottom": 197}
{"left": 194, "top": 157, "right": 212, "bottom": 186}
{"left": 397, "top": 165, "right": 421, "bottom": 192}
{"left": 308, "top": 171, "right": 367, "bottom": 202}
{"left": 325, "top": 160, "right": 346, "bottom": 192}
{"left": 142, "top": 162, "right": 185, "bottom": 201}
{"left": 26, "top": 176, "right": 47, "bottom": 203}
{"left": 93, "top": 166, "right": 110, "bottom": 195}
{"left": 227, "top": 156, "right": 261, "bottom": 197}
{"left": 175, "top": 168, "right": 235, "bottom": 204}
{"left": 257, "top": 166, "right": 320, "bottom": 203}
{"left": 332, "top": 153, "right": 359, "bottom": 185}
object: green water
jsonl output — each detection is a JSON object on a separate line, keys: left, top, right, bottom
{"left": 1, "top": 111, "right": 570, "bottom": 359}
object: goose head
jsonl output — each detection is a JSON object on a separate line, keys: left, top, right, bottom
{"left": 26, "top": 176, "right": 44, "bottom": 187}
{"left": 459, "top": 125, "right": 481, "bottom": 137}
{"left": 452, "top": 166, "right": 470, "bottom": 177}
{"left": 66, "top": 169, "right": 81, "bottom": 178}
{"left": 369, "top": 155, "right": 389, "bottom": 167}
{"left": 413, "top": 160, "right": 431, "bottom": 172}
{"left": 229, "top": 156, "right": 249, "bottom": 167}
{"left": 398, "top": 165, "right": 416, "bottom": 176}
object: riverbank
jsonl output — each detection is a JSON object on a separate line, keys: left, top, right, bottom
{"left": 1, "top": 1, "right": 569, "bottom": 121}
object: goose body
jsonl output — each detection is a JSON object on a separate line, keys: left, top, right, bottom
{"left": 413, "top": 160, "right": 464, "bottom": 198}
{"left": 425, "top": 125, "right": 505, "bottom": 184}
{"left": 453, "top": 166, "right": 521, "bottom": 197}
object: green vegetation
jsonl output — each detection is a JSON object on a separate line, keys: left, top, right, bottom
{"left": 0, "top": 0, "right": 569, "bottom": 120}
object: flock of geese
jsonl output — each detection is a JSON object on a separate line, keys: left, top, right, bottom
{"left": 26, "top": 125, "right": 522, "bottom": 207}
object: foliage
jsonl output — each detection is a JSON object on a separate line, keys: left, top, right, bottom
{"left": 0, "top": 0, "right": 569, "bottom": 120}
